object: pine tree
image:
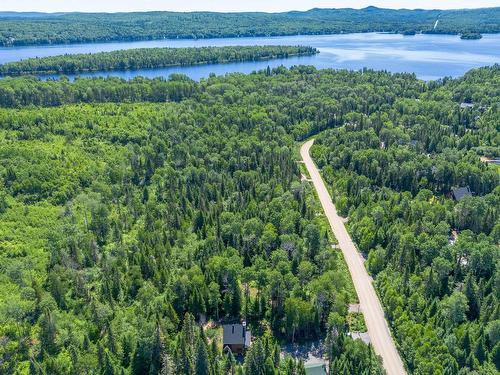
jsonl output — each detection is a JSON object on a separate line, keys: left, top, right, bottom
{"left": 90, "top": 203, "right": 110, "bottom": 246}
{"left": 122, "top": 333, "right": 133, "bottom": 368}
{"left": 297, "top": 360, "right": 307, "bottom": 375}
{"left": 181, "top": 312, "right": 198, "bottom": 348}
{"left": 283, "top": 358, "right": 294, "bottom": 375}
{"left": 195, "top": 339, "right": 210, "bottom": 375}
{"left": 462, "top": 329, "right": 471, "bottom": 357}
{"left": 223, "top": 292, "right": 232, "bottom": 318}
{"left": 224, "top": 350, "right": 236, "bottom": 375}
{"left": 210, "top": 339, "right": 219, "bottom": 362}
{"left": 264, "top": 357, "right": 275, "bottom": 375}
{"left": 427, "top": 298, "right": 438, "bottom": 318}
{"left": 107, "top": 325, "right": 118, "bottom": 355}
{"left": 98, "top": 342, "right": 106, "bottom": 370}
{"left": 160, "top": 351, "right": 173, "bottom": 375}
{"left": 230, "top": 277, "right": 241, "bottom": 317}
{"left": 48, "top": 272, "right": 67, "bottom": 310}
{"left": 425, "top": 267, "right": 436, "bottom": 298}
{"left": 39, "top": 309, "right": 57, "bottom": 356}
{"left": 29, "top": 357, "right": 43, "bottom": 375}
{"left": 464, "top": 274, "right": 480, "bottom": 320}
{"left": 175, "top": 334, "right": 194, "bottom": 375}
{"left": 103, "top": 350, "right": 116, "bottom": 375}
{"left": 443, "top": 357, "right": 459, "bottom": 375}
{"left": 132, "top": 338, "right": 152, "bottom": 375}
{"left": 244, "top": 339, "right": 266, "bottom": 375}
{"left": 491, "top": 342, "right": 500, "bottom": 371}
{"left": 151, "top": 320, "right": 165, "bottom": 374}
{"left": 474, "top": 333, "right": 487, "bottom": 364}
{"left": 272, "top": 343, "right": 280, "bottom": 368}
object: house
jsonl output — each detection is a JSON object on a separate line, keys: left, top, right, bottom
{"left": 451, "top": 186, "right": 472, "bottom": 201}
{"left": 222, "top": 323, "right": 251, "bottom": 354}
{"left": 305, "top": 363, "right": 327, "bottom": 375}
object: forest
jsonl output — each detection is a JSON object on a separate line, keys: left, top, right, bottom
{"left": 0, "top": 63, "right": 498, "bottom": 375}
{"left": 0, "top": 46, "right": 318, "bottom": 76}
{"left": 310, "top": 66, "right": 500, "bottom": 374}
{"left": 0, "top": 7, "right": 499, "bottom": 46}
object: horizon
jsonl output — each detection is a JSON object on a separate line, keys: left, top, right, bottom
{"left": 0, "top": 5, "right": 500, "bottom": 14}
{"left": 1, "top": 6, "right": 500, "bottom": 15}
{"left": 1, "top": 1, "right": 500, "bottom": 13}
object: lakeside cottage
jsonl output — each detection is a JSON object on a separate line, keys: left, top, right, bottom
{"left": 222, "top": 322, "right": 251, "bottom": 355}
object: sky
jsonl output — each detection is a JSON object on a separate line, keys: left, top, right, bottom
{"left": 1, "top": 0, "right": 499, "bottom": 13}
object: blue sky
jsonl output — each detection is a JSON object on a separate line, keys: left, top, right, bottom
{"left": 1, "top": 0, "right": 499, "bottom": 13}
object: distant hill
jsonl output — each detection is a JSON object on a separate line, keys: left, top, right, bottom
{"left": 0, "top": 6, "right": 498, "bottom": 46}
{"left": 0, "top": 12, "right": 65, "bottom": 18}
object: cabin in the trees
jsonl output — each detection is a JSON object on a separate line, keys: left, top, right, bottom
{"left": 222, "top": 322, "right": 251, "bottom": 354}
{"left": 452, "top": 186, "right": 472, "bottom": 201}
{"left": 305, "top": 363, "right": 327, "bottom": 375}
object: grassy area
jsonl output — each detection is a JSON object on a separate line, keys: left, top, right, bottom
{"left": 204, "top": 323, "right": 223, "bottom": 350}
{"left": 347, "top": 312, "right": 367, "bottom": 332}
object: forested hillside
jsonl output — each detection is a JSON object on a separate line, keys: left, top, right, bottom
{"left": 0, "top": 46, "right": 317, "bottom": 76}
{"left": 0, "top": 64, "right": 498, "bottom": 374}
{"left": 0, "top": 7, "right": 499, "bottom": 46}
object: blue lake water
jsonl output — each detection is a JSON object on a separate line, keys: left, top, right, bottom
{"left": 0, "top": 33, "right": 499, "bottom": 81}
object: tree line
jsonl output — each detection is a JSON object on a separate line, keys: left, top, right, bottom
{"left": 0, "top": 45, "right": 318, "bottom": 76}
{"left": 0, "top": 7, "right": 499, "bottom": 47}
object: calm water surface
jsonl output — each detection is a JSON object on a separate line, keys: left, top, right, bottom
{"left": 0, "top": 33, "right": 498, "bottom": 81}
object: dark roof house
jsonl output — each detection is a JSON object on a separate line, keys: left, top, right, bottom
{"left": 305, "top": 363, "right": 327, "bottom": 375}
{"left": 223, "top": 323, "right": 251, "bottom": 355}
{"left": 452, "top": 186, "right": 472, "bottom": 201}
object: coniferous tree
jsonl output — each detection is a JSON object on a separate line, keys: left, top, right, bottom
{"left": 474, "top": 333, "right": 487, "bottom": 364}
{"left": 464, "top": 274, "right": 480, "bottom": 320}
{"left": 224, "top": 350, "right": 236, "bottom": 375}
{"left": 150, "top": 321, "right": 165, "bottom": 374}
{"left": 297, "top": 360, "right": 307, "bottom": 375}
{"left": 103, "top": 350, "right": 116, "bottom": 375}
{"left": 195, "top": 339, "right": 210, "bottom": 375}
{"left": 39, "top": 309, "right": 57, "bottom": 357}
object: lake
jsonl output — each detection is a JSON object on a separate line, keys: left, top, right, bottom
{"left": 0, "top": 33, "right": 499, "bottom": 81}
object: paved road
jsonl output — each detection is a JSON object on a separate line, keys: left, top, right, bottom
{"left": 301, "top": 139, "right": 407, "bottom": 375}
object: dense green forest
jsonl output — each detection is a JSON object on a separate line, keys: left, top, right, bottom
{"left": 0, "top": 63, "right": 498, "bottom": 374}
{"left": 0, "top": 7, "right": 499, "bottom": 46}
{"left": 0, "top": 66, "right": 396, "bottom": 374}
{"left": 311, "top": 66, "right": 500, "bottom": 374}
{"left": 0, "top": 46, "right": 317, "bottom": 76}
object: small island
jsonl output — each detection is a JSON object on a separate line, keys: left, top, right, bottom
{"left": 460, "top": 32, "right": 483, "bottom": 40}
{"left": 0, "top": 45, "right": 318, "bottom": 76}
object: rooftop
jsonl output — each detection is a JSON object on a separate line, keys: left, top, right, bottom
{"left": 452, "top": 186, "right": 472, "bottom": 201}
{"left": 305, "top": 363, "right": 327, "bottom": 375}
{"left": 222, "top": 324, "right": 251, "bottom": 347}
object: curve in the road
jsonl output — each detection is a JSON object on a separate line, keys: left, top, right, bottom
{"left": 301, "top": 139, "right": 407, "bottom": 375}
